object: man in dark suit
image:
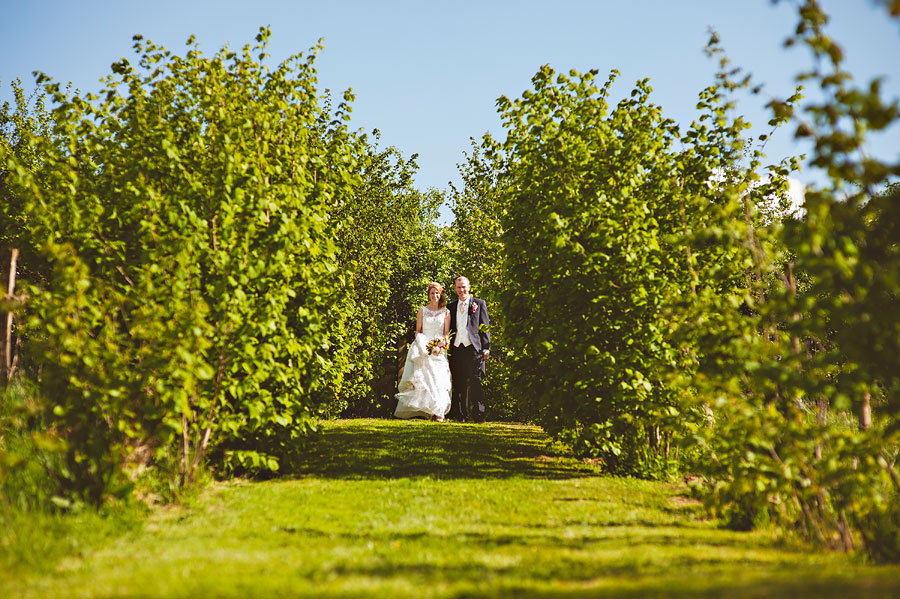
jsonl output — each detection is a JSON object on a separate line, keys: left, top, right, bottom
{"left": 448, "top": 276, "right": 490, "bottom": 422}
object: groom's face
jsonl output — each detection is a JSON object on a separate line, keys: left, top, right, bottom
{"left": 455, "top": 279, "right": 471, "bottom": 302}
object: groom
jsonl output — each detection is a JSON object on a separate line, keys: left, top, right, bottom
{"left": 448, "top": 276, "right": 490, "bottom": 423}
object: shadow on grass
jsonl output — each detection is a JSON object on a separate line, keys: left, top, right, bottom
{"left": 263, "top": 522, "right": 900, "bottom": 599}
{"left": 280, "top": 419, "right": 599, "bottom": 480}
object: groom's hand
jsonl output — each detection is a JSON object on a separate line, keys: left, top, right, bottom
{"left": 483, "top": 350, "right": 490, "bottom": 360}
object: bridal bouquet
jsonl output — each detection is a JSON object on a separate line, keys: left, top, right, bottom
{"left": 425, "top": 335, "right": 449, "bottom": 356}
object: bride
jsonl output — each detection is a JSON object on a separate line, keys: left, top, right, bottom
{"left": 394, "top": 282, "right": 452, "bottom": 422}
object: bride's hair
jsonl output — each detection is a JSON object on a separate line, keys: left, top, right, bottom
{"left": 427, "top": 282, "right": 447, "bottom": 308}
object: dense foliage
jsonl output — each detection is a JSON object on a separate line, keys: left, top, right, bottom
{"left": 683, "top": 1, "right": 900, "bottom": 560}
{"left": 484, "top": 70, "right": 688, "bottom": 476}
{"left": 3, "top": 29, "right": 367, "bottom": 501}
{"left": 448, "top": 0, "right": 899, "bottom": 560}
{"left": 322, "top": 143, "right": 452, "bottom": 419}
{"left": 0, "top": 29, "right": 442, "bottom": 509}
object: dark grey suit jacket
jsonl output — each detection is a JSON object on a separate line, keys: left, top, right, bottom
{"left": 448, "top": 297, "right": 490, "bottom": 353}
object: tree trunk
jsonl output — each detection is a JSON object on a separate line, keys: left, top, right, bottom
{"left": 860, "top": 391, "right": 872, "bottom": 432}
{"left": 189, "top": 347, "right": 228, "bottom": 483}
{"left": 814, "top": 396, "right": 828, "bottom": 460}
{"left": 2, "top": 248, "right": 20, "bottom": 386}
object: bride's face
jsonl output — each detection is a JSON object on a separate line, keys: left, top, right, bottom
{"left": 428, "top": 287, "right": 441, "bottom": 304}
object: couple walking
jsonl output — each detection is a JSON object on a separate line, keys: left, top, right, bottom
{"left": 394, "top": 276, "right": 490, "bottom": 423}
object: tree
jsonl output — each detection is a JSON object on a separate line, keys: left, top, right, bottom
{"left": 1, "top": 28, "right": 364, "bottom": 502}
{"left": 485, "top": 68, "right": 700, "bottom": 476}
{"left": 684, "top": 0, "right": 900, "bottom": 561}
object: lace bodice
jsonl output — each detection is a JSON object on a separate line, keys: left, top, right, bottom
{"left": 421, "top": 306, "right": 448, "bottom": 339}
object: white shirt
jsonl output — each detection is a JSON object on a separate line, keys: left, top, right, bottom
{"left": 455, "top": 299, "right": 471, "bottom": 346}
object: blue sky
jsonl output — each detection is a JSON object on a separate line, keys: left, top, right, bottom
{"left": 2, "top": 0, "right": 899, "bottom": 217}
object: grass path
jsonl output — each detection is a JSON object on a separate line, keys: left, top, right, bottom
{"left": 7, "top": 419, "right": 900, "bottom": 598}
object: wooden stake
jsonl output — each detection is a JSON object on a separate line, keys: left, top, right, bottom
{"left": 860, "top": 391, "right": 872, "bottom": 432}
{"left": 2, "top": 249, "right": 19, "bottom": 384}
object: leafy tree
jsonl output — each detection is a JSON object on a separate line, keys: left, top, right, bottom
{"left": 484, "top": 68, "right": 701, "bottom": 475}
{"left": 304, "top": 139, "right": 452, "bottom": 419}
{"left": 464, "top": 21, "right": 801, "bottom": 475}
{"left": 684, "top": 0, "right": 900, "bottom": 562}
{"left": 0, "top": 79, "right": 53, "bottom": 282}
{"left": 1, "top": 29, "right": 364, "bottom": 502}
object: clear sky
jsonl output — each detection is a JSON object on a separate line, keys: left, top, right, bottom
{"left": 3, "top": 1, "right": 899, "bottom": 217}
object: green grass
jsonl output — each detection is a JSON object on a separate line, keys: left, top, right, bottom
{"left": 5, "top": 419, "right": 900, "bottom": 598}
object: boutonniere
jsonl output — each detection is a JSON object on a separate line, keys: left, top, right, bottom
{"left": 471, "top": 303, "right": 478, "bottom": 313}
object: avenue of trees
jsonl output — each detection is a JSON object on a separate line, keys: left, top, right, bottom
{"left": 2, "top": 0, "right": 899, "bottom": 562}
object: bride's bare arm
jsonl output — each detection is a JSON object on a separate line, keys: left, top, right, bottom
{"left": 416, "top": 308, "right": 424, "bottom": 334}
{"left": 443, "top": 310, "right": 450, "bottom": 337}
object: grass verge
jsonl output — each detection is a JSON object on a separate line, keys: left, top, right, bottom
{"left": 5, "top": 418, "right": 900, "bottom": 598}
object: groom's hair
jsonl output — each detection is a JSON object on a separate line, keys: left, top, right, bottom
{"left": 455, "top": 275, "right": 470, "bottom": 286}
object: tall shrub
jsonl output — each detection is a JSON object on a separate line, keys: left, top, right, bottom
{"left": 322, "top": 144, "right": 451, "bottom": 418}
{"left": 489, "top": 68, "right": 698, "bottom": 475}
{"left": 685, "top": 0, "right": 900, "bottom": 561}
{"left": 1, "top": 29, "right": 363, "bottom": 501}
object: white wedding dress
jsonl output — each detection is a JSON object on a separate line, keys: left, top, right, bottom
{"left": 394, "top": 307, "right": 452, "bottom": 419}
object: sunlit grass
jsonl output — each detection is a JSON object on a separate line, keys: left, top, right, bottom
{"left": 6, "top": 419, "right": 900, "bottom": 598}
